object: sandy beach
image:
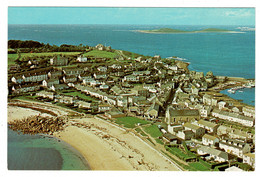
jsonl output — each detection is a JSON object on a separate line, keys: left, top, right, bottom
{"left": 8, "top": 101, "right": 181, "bottom": 171}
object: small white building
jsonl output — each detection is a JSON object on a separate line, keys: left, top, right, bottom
{"left": 202, "top": 134, "right": 219, "bottom": 146}
{"left": 219, "top": 139, "right": 251, "bottom": 158}
{"left": 243, "top": 153, "right": 255, "bottom": 169}
{"left": 197, "top": 145, "right": 228, "bottom": 162}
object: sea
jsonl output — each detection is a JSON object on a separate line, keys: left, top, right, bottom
{"left": 8, "top": 24, "right": 255, "bottom": 169}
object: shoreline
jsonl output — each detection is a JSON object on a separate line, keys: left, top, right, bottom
{"left": 8, "top": 102, "right": 181, "bottom": 171}
{"left": 135, "top": 30, "right": 245, "bottom": 34}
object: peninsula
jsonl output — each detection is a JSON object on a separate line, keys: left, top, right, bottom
{"left": 137, "top": 28, "right": 240, "bottom": 34}
{"left": 8, "top": 40, "right": 255, "bottom": 171}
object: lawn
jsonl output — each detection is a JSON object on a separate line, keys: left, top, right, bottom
{"left": 61, "top": 91, "right": 98, "bottom": 102}
{"left": 135, "top": 128, "right": 147, "bottom": 136}
{"left": 166, "top": 146, "right": 191, "bottom": 160}
{"left": 8, "top": 54, "right": 18, "bottom": 65}
{"left": 83, "top": 50, "right": 117, "bottom": 59}
{"left": 8, "top": 52, "right": 81, "bottom": 66}
{"left": 188, "top": 162, "right": 211, "bottom": 171}
{"left": 114, "top": 117, "right": 149, "bottom": 128}
{"left": 143, "top": 124, "right": 162, "bottom": 138}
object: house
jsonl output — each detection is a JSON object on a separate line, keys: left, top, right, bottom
{"left": 76, "top": 101, "right": 92, "bottom": 109}
{"left": 105, "top": 108, "right": 125, "bottom": 118}
{"left": 195, "top": 119, "right": 219, "bottom": 134}
{"left": 199, "top": 106, "right": 212, "bottom": 118}
{"left": 36, "top": 91, "right": 54, "bottom": 100}
{"left": 242, "top": 106, "right": 255, "bottom": 118}
{"left": 82, "top": 78, "right": 95, "bottom": 85}
{"left": 109, "top": 64, "right": 122, "bottom": 70}
{"left": 50, "top": 55, "right": 68, "bottom": 66}
{"left": 162, "top": 133, "right": 179, "bottom": 145}
{"left": 167, "top": 124, "right": 183, "bottom": 135}
{"left": 133, "top": 70, "right": 151, "bottom": 76}
{"left": 93, "top": 73, "right": 107, "bottom": 80}
{"left": 11, "top": 83, "right": 41, "bottom": 94}
{"left": 95, "top": 44, "right": 105, "bottom": 51}
{"left": 229, "top": 129, "right": 253, "bottom": 141}
{"left": 211, "top": 109, "right": 254, "bottom": 127}
{"left": 98, "top": 104, "right": 111, "bottom": 112}
{"left": 243, "top": 153, "right": 255, "bottom": 168}
{"left": 100, "top": 84, "right": 109, "bottom": 90}
{"left": 50, "top": 84, "right": 69, "bottom": 91}
{"left": 197, "top": 145, "right": 228, "bottom": 162}
{"left": 54, "top": 95, "right": 74, "bottom": 104}
{"left": 63, "top": 68, "right": 84, "bottom": 76}
{"left": 46, "top": 78, "right": 60, "bottom": 87}
{"left": 217, "top": 125, "right": 234, "bottom": 136}
{"left": 48, "top": 70, "right": 63, "bottom": 78}
{"left": 191, "top": 85, "right": 199, "bottom": 95}
{"left": 165, "top": 106, "right": 200, "bottom": 124}
{"left": 63, "top": 75, "right": 77, "bottom": 83}
{"left": 124, "top": 75, "right": 139, "bottom": 82}
{"left": 202, "top": 134, "right": 219, "bottom": 146}
{"left": 183, "top": 122, "right": 205, "bottom": 138}
{"left": 145, "top": 102, "right": 160, "bottom": 119}
{"left": 77, "top": 55, "right": 88, "bottom": 62}
{"left": 225, "top": 166, "right": 243, "bottom": 172}
{"left": 218, "top": 101, "right": 226, "bottom": 110}
{"left": 176, "top": 130, "right": 194, "bottom": 140}
{"left": 97, "top": 66, "right": 108, "bottom": 72}
{"left": 219, "top": 138, "right": 251, "bottom": 158}
{"left": 111, "top": 85, "right": 123, "bottom": 95}
{"left": 117, "top": 97, "right": 128, "bottom": 107}
{"left": 202, "top": 94, "right": 218, "bottom": 106}
{"left": 128, "top": 106, "right": 141, "bottom": 115}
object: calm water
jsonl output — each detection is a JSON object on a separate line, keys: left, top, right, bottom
{"left": 8, "top": 24, "right": 255, "bottom": 169}
{"left": 8, "top": 128, "right": 90, "bottom": 170}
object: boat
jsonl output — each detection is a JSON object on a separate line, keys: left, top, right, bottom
{"left": 227, "top": 89, "right": 236, "bottom": 94}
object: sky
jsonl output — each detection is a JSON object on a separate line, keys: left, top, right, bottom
{"left": 8, "top": 7, "right": 255, "bottom": 25}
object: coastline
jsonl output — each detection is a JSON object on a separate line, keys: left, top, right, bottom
{"left": 8, "top": 102, "right": 181, "bottom": 171}
{"left": 135, "top": 30, "right": 245, "bottom": 34}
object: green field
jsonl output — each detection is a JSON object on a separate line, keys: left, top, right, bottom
{"left": 114, "top": 117, "right": 149, "bottom": 128}
{"left": 189, "top": 162, "right": 211, "bottom": 171}
{"left": 83, "top": 50, "right": 118, "bottom": 59}
{"left": 61, "top": 91, "right": 98, "bottom": 102}
{"left": 143, "top": 124, "right": 162, "bottom": 138}
{"left": 8, "top": 52, "right": 81, "bottom": 66}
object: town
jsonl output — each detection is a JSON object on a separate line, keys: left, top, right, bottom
{"left": 8, "top": 40, "right": 255, "bottom": 171}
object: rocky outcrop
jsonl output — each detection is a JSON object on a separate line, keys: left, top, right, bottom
{"left": 8, "top": 115, "right": 67, "bottom": 135}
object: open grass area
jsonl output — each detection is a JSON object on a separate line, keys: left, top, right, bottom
{"left": 8, "top": 52, "right": 81, "bottom": 66}
{"left": 114, "top": 117, "right": 149, "bottom": 128}
{"left": 135, "top": 128, "right": 147, "bottom": 136}
{"left": 61, "top": 91, "right": 98, "bottom": 102}
{"left": 143, "top": 124, "right": 162, "bottom": 138}
{"left": 166, "top": 146, "right": 195, "bottom": 161}
{"left": 11, "top": 94, "right": 41, "bottom": 103}
{"left": 8, "top": 54, "right": 18, "bottom": 65}
{"left": 188, "top": 162, "right": 211, "bottom": 171}
{"left": 83, "top": 50, "right": 118, "bottom": 59}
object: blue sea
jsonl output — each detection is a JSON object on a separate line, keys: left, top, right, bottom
{"left": 8, "top": 128, "right": 90, "bottom": 170}
{"left": 8, "top": 24, "right": 255, "bottom": 169}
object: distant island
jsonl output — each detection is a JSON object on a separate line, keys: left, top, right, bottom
{"left": 137, "top": 28, "right": 241, "bottom": 34}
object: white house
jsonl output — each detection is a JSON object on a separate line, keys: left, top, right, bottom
{"left": 243, "top": 153, "right": 255, "bottom": 169}
{"left": 77, "top": 55, "right": 88, "bottom": 62}
{"left": 197, "top": 145, "right": 228, "bottom": 162}
{"left": 219, "top": 139, "right": 251, "bottom": 158}
{"left": 202, "top": 134, "right": 219, "bottom": 146}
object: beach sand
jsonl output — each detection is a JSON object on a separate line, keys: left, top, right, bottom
{"left": 8, "top": 102, "right": 180, "bottom": 171}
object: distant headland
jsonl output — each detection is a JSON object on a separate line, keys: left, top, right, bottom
{"left": 137, "top": 28, "right": 243, "bottom": 34}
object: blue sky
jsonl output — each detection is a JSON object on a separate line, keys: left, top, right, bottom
{"left": 8, "top": 7, "right": 255, "bottom": 25}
